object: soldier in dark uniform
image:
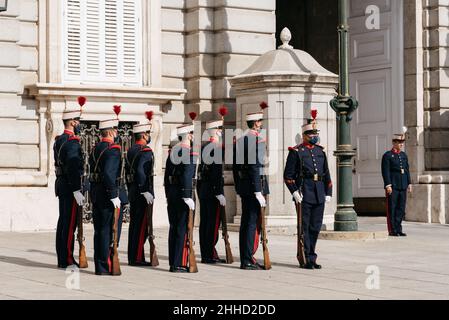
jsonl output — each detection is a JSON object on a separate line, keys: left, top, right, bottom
{"left": 197, "top": 119, "right": 226, "bottom": 264}
{"left": 233, "top": 112, "right": 269, "bottom": 270}
{"left": 126, "top": 123, "right": 154, "bottom": 266}
{"left": 54, "top": 110, "right": 85, "bottom": 268}
{"left": 381, "top": 131, "right": 412, "bottom": 237}
{"left": 89, "top": 119, "right": 125, "bottom": 275}
{"left": 164, "top": 124, "right": 198, "bottom": 272}
{"left": 284, "top": 121, "right": 332, "bottom": 269}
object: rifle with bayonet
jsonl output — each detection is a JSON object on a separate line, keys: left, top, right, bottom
{"left": 260, "top": 178, "right": 271, "bottom": 270}
{"left": 77, "top": 133, "right": 89, "bottom": 269}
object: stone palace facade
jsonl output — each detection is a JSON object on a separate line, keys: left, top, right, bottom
{"left": 0, "top": 0, "right": 447, "bottom": 231}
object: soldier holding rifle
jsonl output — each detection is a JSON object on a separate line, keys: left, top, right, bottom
{"left": 197, "top": 106, "right": 233, "bottom": 264}
{"left": 164, "top": 113, "right": 198, "bottom": 273}
{"left": 126, "top": 111, "right": 158, "bottom": 266}
{"left": 89, "top": 106, "right": 124, "bottom": 275}
{"left": 284, "top": 110, "right": 332, "bottom": 270}
{"left": 53, "top": 98, "right": 85, "bottom": 269}
{"left": 233, "top": 102, "right": 270, "bottom": 270}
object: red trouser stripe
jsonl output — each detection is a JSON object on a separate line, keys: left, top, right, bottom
{"left": 182, "top": 234, "right": 188, "bottom": 267}
{"left": 136, "top": 213, "right": 147, "bottom": 262}
{"left": 252, "top": 215, "right": 261, "bottom": 263}
{"left": 213, "top": 203, "right": 221, "bottom": 258}
{"left": 386, "top": 191, "right": 392, "bottom": 233}
{"left": 67, "top": 199, "right": 77, "bottom": 265}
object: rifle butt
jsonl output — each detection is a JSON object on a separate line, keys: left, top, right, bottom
{"left": 187, "top": 209, "right": 198, "bottom": 273}
{"left": 111, "top": 207, "right": 121, "bottom": 276}
{"left": 295, "top": 203, "right": 307, "bottom": 266}
{"left": 149, "top": 242, "right": 159, "bottom": 267}
{"left": 263, "top": 244, "right": 272, "bottom": 270}
{"left": 78, "top": 245, "right": 88, "bottom": 268}
{"left": 225, "top": 243, "right": 233, "bottom": 264}
{"left": 112, "top": 253, "right": 121, "bottom": 276}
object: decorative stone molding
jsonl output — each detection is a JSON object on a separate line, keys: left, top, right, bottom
{"left": 29, "top": 83, "right": 186, "bottom": 105}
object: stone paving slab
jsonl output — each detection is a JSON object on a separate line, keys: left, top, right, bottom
{"left": 0, "top": 217, "right": 448, "bottom": 300}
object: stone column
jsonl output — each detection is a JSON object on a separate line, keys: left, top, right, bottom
{"left": 406, "top": 0, "right": 449, "bottom": 224}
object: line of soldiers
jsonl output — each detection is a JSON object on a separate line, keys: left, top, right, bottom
{"left": 54, "top": 99, "right": 411, "bottom": 275}
{"left": 53, "top": 103, "right": 334, "bottom": 274}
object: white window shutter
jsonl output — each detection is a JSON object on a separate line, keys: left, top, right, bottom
{"left": 85, "top": 0, "right": 101, "bottom": 79}
{"left": 66, "top": 0, "right": 82, "bottom": 79}
{"left": 63, "top": 0, "right": 142, "bottom": 85}
{"left": 122, "top": 0, "right": 141, "bottom": 84}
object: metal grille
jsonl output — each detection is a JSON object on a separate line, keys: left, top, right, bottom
{"left": 79, "top": 121, "right": 136, "bottom": 223}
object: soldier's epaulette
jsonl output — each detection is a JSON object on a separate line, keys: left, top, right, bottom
{"left": 142, "top": 147, "right": 152, "bottom": 152}
{"left": 109, "top": 144, "right": 121, "bottom": 150}
{"left": 288, "top": 146, "right": 299, "bottom": 152}
{"left": 316, "top": 145, "right": 324, "bottom": 150}
{"left": 68, "top": 136, "right": 81, "bottom": 142}
{"left": 55, "top": 135, "right": 60, "bottom": 140}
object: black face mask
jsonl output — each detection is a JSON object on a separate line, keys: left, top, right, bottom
{"left": 74, "top": 124, "right": 81, "bottom": 135}
{"left": 147, "top": 136, "right": 152, "bottom": 144}
{"left": 114, "top": 136, "right": 120, "bottom": 144}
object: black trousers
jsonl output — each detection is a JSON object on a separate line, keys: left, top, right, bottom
{"left": 199, "top": 197, "right": 221, "bottom": 260}
{"left": 92, "top": 201, "right": 123, "bottom": 274}
{"left": 301, "top": 201, "right": 324, "bottom": 264}
{"left": 56, "top": 194, "right": 78, "bottom": 267}
{"left": 386, "top": 189, "right": 407, "bottom": 234}
{"left": 167, "top": 196, "right": 189, "bottom": 268}
{"left": 239, "top": 195, "right": 261, "bottom": 266}
{"left": 128, "top": 195, "right": 149, "bottom": 264}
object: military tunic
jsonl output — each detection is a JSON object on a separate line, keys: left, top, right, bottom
{"left": 164, "top": 143, "right": 198, "bottom": 269}
{"left": 197, "top": 138, "right": 225, "bottom": 262}
{"left": 284, "top": 142, "right": 332, "bottom": 264}
{"left": 232, "top": 130, "right": 269, "bottom": 267}
{"left": 381, "top": 149, "right": 411, "bottom": 235}
{"left": 53, "top": 129, "right": 83, "bottom": 268}
{"left": 89, "top": 137, "right": 125, "bottom": 274}
{"left": 126, "top": 139, "right": 154, "bottom": 265}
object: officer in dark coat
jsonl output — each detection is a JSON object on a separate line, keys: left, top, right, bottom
{"left": 233, "top": 112, "right": 269, "bottom": 270}
{"left": 89, "top": 119, "right": 125, "bottom": 275}
{"left": 126, "top": 123, "right": 155, "bottom": 266}
{"left": 284, "top": 121, "right": 332, "bottom": 269}
{"left": 54, "top": 110, "right": 85, "bottom": 268}
{"left": 164, "top": 124, "right": 198, "bottom": 272}
{"left": 197, "top": 119, "right": 226, "bottom": 264}
{"left": 381, "top": 131, "right": 412, "bottom": 237}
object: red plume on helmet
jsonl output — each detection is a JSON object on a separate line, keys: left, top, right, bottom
{"left": 311, "top": 109, "right": 318, "bottom": 130}
{"left": 259, "top": 101, "right": 269, "bottom": 110}
{"left": 113, "top": 105, "right": 121, "bottom": 119}
{"left": 145, "top": 111, "right": 154, "bottom": 122}
{"left": 77, "top": 96, "right": 86, "bottom": 107}
{"left": 189, "top": 112, "right": 197, "bottom": 121}
{"left": 219, "top": 105, "right": 228, "bottom": 119}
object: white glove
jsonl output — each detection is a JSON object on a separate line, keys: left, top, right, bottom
{"left": 73, "top": 190, "right": 85, "bottom": 206}
{"left": 292, "top": 191, "right": 303, "bottom": 204}
{"left": 141, "top": 192, "right": 154, "bottom": 205}
{"left": 254, "top": 192, "right": 266, "bottom": 208}
{"left": 183, "top": 198, "right": 195, "bottom": 211}
{"left": 216, "top": 194, "right": 226, "bottom": 207}
{"left": 110, "top": 197, "right": 121, "bottom": 209}
{"left": 325, "top": 196, "right": 332, "bottom": 203}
